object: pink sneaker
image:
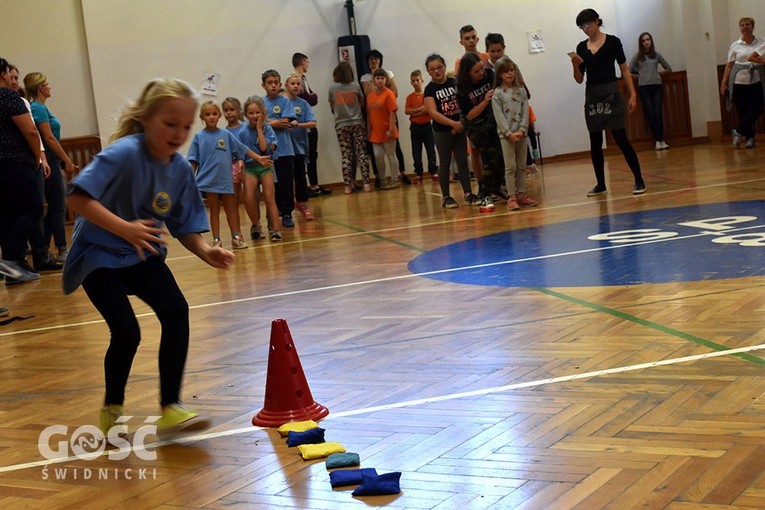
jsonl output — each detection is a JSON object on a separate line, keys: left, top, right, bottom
{"left": 516, "top": 193, "right": 538, "bottom": 207}
{"left": 296, "top": 201, "right": 315, "bottom": 220}
{"left": 506, "top": 198, "right": 520, "bottom": 211}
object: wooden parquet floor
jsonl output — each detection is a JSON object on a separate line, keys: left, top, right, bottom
{"left": 1, "top": 143, "right": 765, "bottom": 509}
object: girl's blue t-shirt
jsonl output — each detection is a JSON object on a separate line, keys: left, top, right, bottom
{"left": 187, "top": 127, "right": 248, "bottom": 193}
{"left": 286, "top": 96, "right": 316, "bottom": 156}
{"left": 235, "top": 122, "right": 277, "bottom": 164}
{"left": 62, "top": 133, "right": 209, "bottom": 294}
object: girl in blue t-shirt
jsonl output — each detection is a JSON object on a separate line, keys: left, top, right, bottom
{"left": 284, "top": 74, "right": 317, "bottom": 221}
{"left": 188, "top": 101, "right": 261, "bottom": 250}
{"left": 222, "top": 97, "right": 246, "bottom": 205}
{"left": 63, "top": 78, "right": 236, "bottom": 439}
{"left": 236, "top": 95, "right": 281, "bottom": 242}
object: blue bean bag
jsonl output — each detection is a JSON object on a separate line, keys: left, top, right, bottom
{"left": 352, "top": 471, "right": 402, "bottom": 496}
{"left": 329, "top": 468, "right": 377, "bottom": 488}
{"left": 286, "top": 427, "right": 325, "bottom": 447}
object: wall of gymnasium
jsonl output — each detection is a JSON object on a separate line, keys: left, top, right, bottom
{"left": 3, "top": 0, "right": 764, "bottom": 185}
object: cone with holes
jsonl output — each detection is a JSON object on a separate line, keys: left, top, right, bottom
{"left": 252, "top": 319, "right": 329, "bottom": 427}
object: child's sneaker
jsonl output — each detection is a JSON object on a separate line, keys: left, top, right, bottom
{"left": 516, "top": 193, "right": 538, "bottom": 207}
{"left": 400, "top": 174, "right": 412, "bottom": 185}
{"left": 441, "top": 196, "right": 459, "bottom": 209}
{"left": 156, "top": 403, "right": 211, "bottom": 436}
{"left": 362, "top": 182, "right": 372, "bottom": 192}
{"left": 269, "top": 229, "right": 282, "bottom": 242}
{"left": 344, "top": 185, "right": 353, "bottom": 195}
{"left": 211, "top": 238, "right": 222, "bottom": 248}
{"left": 296, "top": 202, "right": 315, "bottom": 221}
{"left": 232, "top": 235, "right": 248, "bottom": 250}
{"left": 414, "top": 175, "right": 423, "bottom": 185}
{"left": 431, "top": 172, "right": 439, "bottom": 182}
{"left": 507, "top": 198, "right": 520, "bottom": 210}
{"left": 478, "top": 195, "right": 495, "bottom": 212}
{"left": 250, "top": 224, "right": 262, "bottom": 241}
{"left": 99, "top": 404, "right": 125, "bottom": 438}
{"left": 464, "top": 193, "right": 481, "bottom": 206}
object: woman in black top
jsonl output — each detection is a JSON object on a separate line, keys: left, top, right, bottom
{"left": 0, "top": 56, "right": 45, "bottom": 283}
{"left": 570, "top": 8, "right": 645, "bottom": 196}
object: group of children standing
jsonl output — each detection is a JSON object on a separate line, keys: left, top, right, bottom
{"left": 407, "top": 26, "right": 539, "bottom": 210}
{"left": 189, "top": 64, "right": 319, "bottom": 247}
{"left": 168, "top": 26, "right": 537, "bottom": 214}
{"left": 327, "top": 26, "right": 539, "bottom": 211}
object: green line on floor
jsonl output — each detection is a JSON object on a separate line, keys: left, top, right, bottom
{"left": 532, "top": 287, "right": 765, "bottom": 366}
{"left": 325, "top": 219, "right": 427, "bottom": 253}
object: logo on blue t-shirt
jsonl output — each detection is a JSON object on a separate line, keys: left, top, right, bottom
{"left": 152, "top": 192, "right": 171, "bottom": 215}
{"left": 216, "top": 138, "right": 226, "bottom": 150}
{"left": 273, "top": 105, "right": 282, "bottom": 115}
{"left": 294, "top": 106, "right": 302, "bottom": 116}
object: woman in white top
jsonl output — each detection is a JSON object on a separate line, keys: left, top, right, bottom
{"left": 720, "top": 17, "right": 764, "bottom": 149}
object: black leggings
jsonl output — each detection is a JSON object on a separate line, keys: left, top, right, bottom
{"left": 589, "top": 128, "right": 643, "bottom": 188}
{"left": 82, "top": 257, "right": 190, "bottom": 407}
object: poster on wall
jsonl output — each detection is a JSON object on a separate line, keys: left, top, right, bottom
{"left": 339, "top": 45, "right": 358, "bottom": 79}
{"left": 527, "top": 30, "right": 545, "bottom": 54}
{"left": 201, "top": 72, "right": 220, "bottom": 96}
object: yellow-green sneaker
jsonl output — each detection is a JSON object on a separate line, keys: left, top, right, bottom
{"left": 99, "top": 404, "right": 125, "bottom": 437}
{"left": 156, "top": 403, "right": 210, "bottom": 436}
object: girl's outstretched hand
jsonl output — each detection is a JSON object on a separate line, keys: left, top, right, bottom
{"left": 205, "top": 246, "right": 235, "bottom": 269}
{"left": 179, "top": 233, "right": 235, "bottom": 269}
{"left": 255, "top": 153, "right": 273, "bottom": 167}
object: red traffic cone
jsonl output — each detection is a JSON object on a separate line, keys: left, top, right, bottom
{"left": 252, "top": 319, "right": 329, "bottom": 427}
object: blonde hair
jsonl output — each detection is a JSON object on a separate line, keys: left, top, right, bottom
{"left": 285, "top": 73, "right": 302, "bottom": 85}
{"left": 243, "top": 95, "right": 267, "bottom": 117}
{"left": 109, "top": 78, "right": 197, "bottom": 143}
{"left": 199, "top": 100, "right": 221, "bottom": 117}
{"left": 23, "top": 72, "right": 47, "bottom": 100}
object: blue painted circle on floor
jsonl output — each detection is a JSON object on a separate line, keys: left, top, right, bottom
{"left": 408, "top": 201, "right": 765, "bottom": 287}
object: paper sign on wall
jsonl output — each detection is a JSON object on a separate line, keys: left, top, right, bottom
{"left": 527, "top": 30, "right": 545, "bottom": 54}
{"left": 201, "top": 72, "right": 220, "bottom": 96}
{"left": 339, "top": 45, "right": 358, "bottom": 80}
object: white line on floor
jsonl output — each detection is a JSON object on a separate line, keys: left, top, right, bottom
{"left": 2, "top": 342, "right": 762, "bottom": 474}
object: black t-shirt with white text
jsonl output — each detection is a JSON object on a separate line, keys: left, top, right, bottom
{"left": 424, "top": 77, "right": 461, "bottom": 133}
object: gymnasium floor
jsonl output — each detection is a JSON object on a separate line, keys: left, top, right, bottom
{"left": 1, "top": 142, "right": 765, "bottom": 509}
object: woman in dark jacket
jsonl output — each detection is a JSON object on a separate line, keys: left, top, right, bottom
{"left": 0, "top": 56, "right": 45, "bottom": 283}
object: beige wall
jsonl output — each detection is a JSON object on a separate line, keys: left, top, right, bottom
{"left": 4, "top": 0, "right": 98, "bottom": 137}
{"left": 3, "top": 0, "right": 764, "bottom": 184}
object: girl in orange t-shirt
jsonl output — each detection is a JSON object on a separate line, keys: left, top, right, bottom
{"left": 366, "top": 68, "right": 400, "bottom": 189}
